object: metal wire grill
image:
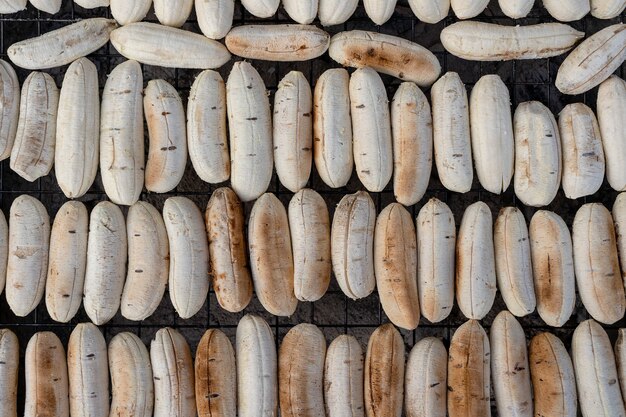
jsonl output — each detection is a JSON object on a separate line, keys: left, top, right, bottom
{"left": 0, "top": 1, "right": 625, "bottom": 414}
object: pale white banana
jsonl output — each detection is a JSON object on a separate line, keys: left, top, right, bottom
{"left": 100, "top": 59, "right": 144, "bottom": 206}
{"left": 417, "top": 198, "right": 455, "bottom": 323}
{"left": 331, "top": 191, "right": 376, "bottom": 300}
{"left": 543, "top": 0, "right": 590, "bottom": 21}
{"left": 45, "top": 201, "right": 88, "bottom": 323}
{"left": 236, "top": 314, "right": 277, "bottom": 417}
{"left": 591, "top": 0, "right": 626, "bottom": 18}
{"left": 6, "top": 194, "right": 49, "bottom": 317}
{"left": 10, "top": 71, "right": 58, "bottom": 182}
{"left": 572, "top": 319, "right": 626, "bottom": 417}
{"left": 365, "top": 324, "right": 405, "bottom": 417}
{"left": 598, "top": 76, "right": 626, "bottom": 191}
{"left": 313, "top": 68, "right": 353, "bottom": 188}
{"left": 374, "top": 203, "right": 419, "bottom": 330}
{"left": 470, "top": 74, "right": 514, "bottom": 194}
{"left": 241, "top": 0, "right": 278, "bottom": 17}
{"left": 74, "top": 0, "right": 109, "bottom": 8}
{"left": 616, "top": 329, "right": 626, "bottom": 405}
{"left": 441, "top": 22, "right": 584, "bottom": 61}
{"left": 559, "top": 103, "right": 604, "bottom": 199}
{"left": 195, "top": 329, "right": 236, "bottom": 417}
{"left": 490, "top": 311, "right": 533, "bottom": 417}
{"left": 163, "top": 196, "right": 210, "bottom": 319}
{"left": 431, "top": 71, "right": 473, "bottom": 193}
{"left": 573, "top": 203, "right": 625, "bottom": 324}
{"left": 154, "top": 0, "right": 193, "bottom": 27}
{"left": 110, "top": 0, "right": 152, "bottom": 25}
{"left": 0, "top": 59, "right": 19, "bottom": 161}
{"left": 317, "top": 0, "right": 358, "bottom": 25}
{"left": 279, "top": 324, "right": 326, "bottom": 417}
{"left": 144, "top": 78, "right": 187, "bottom": 193}
{"left": 225, "top": 25, "right": 329, "bottom": 62}
{"left": 0, "top": 210, "right": 7, "bottom": 295}
{"left": 363, "top": 0, "right": 397, "bottom": 24}
{"left": 196, "top": 0, "right": 234, "bottom": 39}
{"left": 614, "top": 193, "right": 626, "bottom": 286}
{"left": 187, "top": 69, "right": 230, "bottom": 184}
{"left": 529, "top": 332, "right": 577, "bottom": 417}
{"left": 8, "top": 18, "right": 116, "bottom": 69}
{"left": 456, "top": 201, "right": 496, "bottom": 320}
{"left": 0, "top": 329, "right": 18, "bottom": 417}
{"left": 151, "top": 328, "right": 196, "bottom": 417}
{"left": 350, "top": 67, "right": 393, "bottom": 192}
{"left": 0, "top": 0, "right": 26, "bottom": 13}
{"left": 529, "top": 210, "right": 575, "bottom": 327}
{"left": 405, "top": 337, "right": 447, "bottom": 417}
{"left": 68, "top": 323, "right": 109, "bottom": 417}
{"left": 329, "top": 31, "right": 441, "bottom": 87}
{"left": 55, "top": 57, "right": 99, "bottom": 199}
{"left": 288, "top": 188, "right": 331, "bottom": 302}
{"left": 498, "top": 0, "right": 534, "bottom": 18}
{"left": 110, "top": 22, "right": 231, "bottom": 69}
{"left": 447, "top": 320, "right": 491, "bottom": 417}
{"left": 248, "top": 193, "right": 297, "bottom": 316}
{"left": 324, "top": 334, "right": 365, "bottom": 417}
{"left": 274, "top": 71, "right": 312, "bottom": 192}
{"left": 29, "top": 0, "right": 60, "bottom": 13}
{"left": 556, "top": 24, "right": 626, "bottom": 95}
{"left": 451, "top": 0, "right": 488, "bottom": 18}
{"left": 408, "top": 0, "right": 450, "bottom": 23}
{"left": 24, "top": 332, "right": 69, "bottom": 417}
{"left": 83, "top": 201, "right": 127, "bottom": 325}
{"left": 227, "top": 61, "right": 272, "bottom": 202}
{"left": 121, "top": 201, "right": 169, "bottom": 321}
{"left": 109, "top": 332, "right": 154, "bottom": 417}
{"left": 283, "top": 0, "right": 317, "bottom": 24}
{"left": 514, "top": 101, "right": 562, "bottom": 207}
{"left": 205, "top": 187, "right": 253, "bottom": 313}
{"left": 494, "top": 207, "right": 536, "bottom": 317}
{"left": 391, "top": 81, "right": 432, "bottom": 206}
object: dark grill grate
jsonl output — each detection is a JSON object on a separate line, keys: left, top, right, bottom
{"left": 0, "top": 1, "right": 624, "bottom": 414}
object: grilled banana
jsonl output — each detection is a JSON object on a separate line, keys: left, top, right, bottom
{"left": 324, "top": 334, "right": 365, "bottom": 417}
{"left": 195, "top": 329, "right": 236, "bottom": 417}
{"left": 0, "top": 59, "right": 19, "bottom": 161}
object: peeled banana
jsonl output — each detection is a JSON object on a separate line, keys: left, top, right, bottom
{"left": 408, "top": 0, "right": 450, "bottom": 23}
{"left": 331, "top": 191, "right": 376, "bottom": 300}
{"left": 11, "top": 71, "right": 58, "bottom": 182}
{"left": 614, "top": 192, "right": 626, "bottom": 285}
{"left": 598, "top": 76, "right": 626, "bottom": 192}
{"left": 363, "top": 0, "right": 397, "bottom": 25}
{"left": 405, "top": 337, "right": 447, "bottom": 417}
{"left": 451, "top": 0, "right": 488, "bottom": 18}
{"left": 110, "top": 0, "right": 152, "bottom": 25}
{"left": 374, "top": 203, "right": 420, "bottom": 330}
{"left": 431, "top": 71, "right": 473, "bottom": 193}
{"left": 45, "top": 201, "right": 88, "bottom": 323}
{"left": 163, "top": 196, "right": 210, "bottom": 319}
{"left": 317, "top": 0, "right": 358, "bottom": 25}
{"left": 205, "top": 187, "right": 253, "bottom": 313}
{"left": 543, "top": 0, "right": 589, "bottom": 21}
{"left": 55, "top": 57, "right": 99, "bottom": 199}
{"left": 573, "top": 202, "right": 625, "bottom": 324}
{"left": 195, "top": 0, "right": 234, "bottom": 39}
{"left": 513, "top": 101, "right": 562, "bottom": 207}
{"left": 6, "top": 195, "right": 49, "bottom": 317}
{"left": 283, "top": 0, "right": 317, "bottom": 24}
{"left": 248, "top": 193, "right": 297, "bottom": 316}
{"left": 498, "top": 0, "right": 534, "bottom": 18}
{"left": 29, "top": 0, "right": 61, "bottom": 13}
{"left": 288, "top": 188, "right": 331, "bottom": 302}
{"left": 417, "top": 198, "right": 455, "bottom": 323}
{"left": 0, "top": 59, "right": 19, "bottom": 161}
{"left": 273, "top": 71, "right": 312, "bottom": 192}
{"left": 456, "top": 201, "right": 496, "bottom": 320}
{"left": 195, "top": 329, "right": 236, "bottom": 417}
{"left": 153, "top": 0, "right": 193, "bottom": 27}
{"left": 144, "top": 78, "right": 187, "bottom": 193}
{"left": 83, "top": 201, "right": 127, "bottom": 325}
{"left": 324, "top": 334, "right": 365, "bottom": 417}
{"left": 279, "top": 323, "right": 326, "bottom": 417}
{"left": 0, "top": 329, "right": 18, "bottom": 417}
{"left": 241, "top": 0, "right": 279, "bottom": 18}
{"left": 591, "top": 0, "right": 626, "bottom": 18}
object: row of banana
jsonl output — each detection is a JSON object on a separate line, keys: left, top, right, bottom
{"left": 1, "top": 186, "right": 626, "bottom": 328}
{"left": 1, "top": 314, "right": 625, "bottom": 417}
{"left": 2, "top": 0, "right": 625, "bottom": 27}
{"left": 5, "top": 11, "right": 626, "bottom": 97}
{"left": 2, "top": 53, "right": 625, "bottom": 207}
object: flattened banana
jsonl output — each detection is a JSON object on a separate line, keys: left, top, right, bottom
{"left": 0, "top": 59, "right": 19, "bottom": 161}
{"left": 598, "top": 76, "right": 626, "bottom": 192}
{"left": 405, "top": 337, "right": 447, "bottom": 417}
{"left": 195, "top": 329, "right": 236, "bottom": 417}
{"left": 324, "top": 334, "right": 365, "bottom": 417}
